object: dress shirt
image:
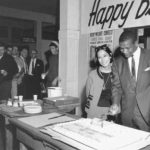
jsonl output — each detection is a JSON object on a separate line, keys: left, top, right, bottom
{"left": 128, "top": 46, "right": 141, "bottom": 80}
{"left": 29, "top": 58, "right": 36, "bottom": 75}
{"left": 20, "top": 56, "right": 28, "bottom": 74}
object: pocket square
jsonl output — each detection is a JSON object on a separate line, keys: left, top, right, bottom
{"left": 144, "top": 67, "right": 150, "bottom": 71}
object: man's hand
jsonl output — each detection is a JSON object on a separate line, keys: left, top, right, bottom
{"left": 52, "top": 77, "right": 58, "bottom": 86}
{"left": 0, "top": 70, "right": 7, "bottom": 76}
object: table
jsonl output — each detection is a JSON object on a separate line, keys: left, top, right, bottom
{"left": 10, "top": 114, "right": 79, "bottom": 150}
{"left": 0, "top": 100, "right": 78, "bottom": 150}
{"left": 1, "top": 102, "right": 150, "bottom": 150}
{"left": 0, "top": 104, "right": 29, "bottom": 150}
{"left": 9, "top": 116, "right": 150, "bottom": 150}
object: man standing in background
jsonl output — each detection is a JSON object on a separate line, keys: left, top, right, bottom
{"left": 0, "top": 43, "right": 18, "bottom": 101}
{"left": 11, "top": 45, "right": 24, "bottom": 98}
{"left": 28, "top": 49, "right": 44, "bottom": 99}
{"left": 18, "top": 48, "right": 29, "bottom": 98}
{"left": 42, "top": 41, "right": 59, "bottom": 88}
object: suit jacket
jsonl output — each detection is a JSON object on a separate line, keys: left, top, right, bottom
{"left": 85, "top": 69, "right": 104, "bottom": 118}
{"left": 28, "top": 58, "right": 44, "bottom": 79}
{"left": 112, "top": 48, "right": 150, "bottom": 126}
{"left": 0, "top": 53, "right": 18, "bottom": 83}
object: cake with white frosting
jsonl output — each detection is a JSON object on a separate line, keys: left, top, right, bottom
{"left": 48, "top": 118, "right": 150, "bottom": 150}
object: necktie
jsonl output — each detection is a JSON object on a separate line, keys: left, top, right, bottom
{"left": 32, "top": 59, "right": 35, "bottom": 74}
{"left": 131, "top": 55, "right": 136, "bottom": 80}
{"left": 22, "top": 58, "right": 27, "bottom": 74}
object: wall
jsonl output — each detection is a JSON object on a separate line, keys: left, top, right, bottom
{"left": 113, "top": 29, "right": 123, "bottom": 51}
{"left": 78, "top": 1, "right": 123, "bottom": 114}
{"left": 41, "top": 40, "right": 51, "bottom": 66}
{"left": 58, "top": 0, "right": 122, "bottom": 116}
{"left": 59, "top": 0, "right": 80, "bottom": 97}
{"left": 0, "top": 6, "right": 56, "bottom": 59}
{"left": 0, "top": 6, "right": 55, "bottom": 23}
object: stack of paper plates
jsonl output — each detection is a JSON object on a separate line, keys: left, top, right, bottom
{"left": 19, "top": 101, "right": 39, "bottom": 107}
{"left": 24, "top": 104, "right": 42, "bottom": 114}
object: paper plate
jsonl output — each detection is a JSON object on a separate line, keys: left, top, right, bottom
{"left": 24, "top": 105, "right": 42, "bottom": 114}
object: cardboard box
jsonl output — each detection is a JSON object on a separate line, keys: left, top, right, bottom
{"left": 43, "top": 96, "right": 80, "bottom": 106}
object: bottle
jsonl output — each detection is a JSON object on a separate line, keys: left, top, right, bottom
{"left": 7, "top": 98, "right": 13, "bottom": 106}
{"left": 40, "top": 80, "right": 47, "bottom": 98}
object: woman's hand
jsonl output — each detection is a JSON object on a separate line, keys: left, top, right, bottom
{"left": 109, "top": 104, "right": 121, "bottom": 115}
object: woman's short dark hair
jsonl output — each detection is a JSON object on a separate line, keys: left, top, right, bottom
{"left": 95, "top": 44, "right": 113, "bottom": 66}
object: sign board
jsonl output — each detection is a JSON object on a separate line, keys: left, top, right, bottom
{"left": 89, "top": 30, "right": 113, "bottom": 48}
{"left": 81, "top": 0, "right": 150, "bottom": 33}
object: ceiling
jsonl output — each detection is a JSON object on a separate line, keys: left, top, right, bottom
{"left": 0, "top": 0, "right": 59, "bottom": 15}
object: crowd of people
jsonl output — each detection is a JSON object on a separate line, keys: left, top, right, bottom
{"left": 0, "top": 30, "right": 149, "bottom": 133}
{"left": 0, "top": 41, "right": 59, "bottom": 102}
{"left": 84, "top": 29, "right": 150, "bottom": 132}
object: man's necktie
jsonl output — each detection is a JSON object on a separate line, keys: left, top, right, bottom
{"left": 131, "top": 55, "right": 136, "bottom": 80}
{"left": 22, "top": 58, "right": 27, "bottom": 74}
{"left": 32, "top": 59, "right": 35, "bottom": 74}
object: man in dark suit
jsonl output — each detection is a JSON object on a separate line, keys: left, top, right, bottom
{"left": 0, "top": 43, "right": 18, "bottom": 150}
{"left": 27, "top": 49, "right": 44, "bottom": 99}
{"left": 0, "top": 43, "right": 18, "bottom": 101}
{"left": 110, "top": 30, "right": 150, "bottom": 132}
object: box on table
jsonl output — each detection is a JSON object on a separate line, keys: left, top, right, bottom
{"left": 43, "top": 96, "right": 80, "bottom": 113}
{"left": 43, "top": 96, "right": 80, "bottom": 107}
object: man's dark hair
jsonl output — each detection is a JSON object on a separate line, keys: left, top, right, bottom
{"left": 6, "top": 44, "right": 12, "bottom": 49}
{"left": 119, "top": 30, "right": 138, "bottom": 43}
{"left": 31, "top": 49, "right": 38, "bottom": 53}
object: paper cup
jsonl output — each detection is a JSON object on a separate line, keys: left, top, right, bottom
{"left": 18, "top": 95, "right": 23, "bottom": 102}
{"left": 33, "top": 95, "right": 38, "bottom": 101}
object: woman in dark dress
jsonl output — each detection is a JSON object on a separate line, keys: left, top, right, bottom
{"left": 85, "top": 44, "right": 113, "bottom": 119}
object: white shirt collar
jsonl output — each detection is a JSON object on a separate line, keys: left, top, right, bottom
{"left": 133, "top": 46, "right": 141, "bottom": 58}
{"left": 128, "top": 46, "right": 141, "bottom": 80}
{"left": 20, "top": 56, "right": 25, "bottom": 60}
{"left": 0, "top": 55, "right": 3, "bottom": 59}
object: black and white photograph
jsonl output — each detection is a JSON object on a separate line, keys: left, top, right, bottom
{"left": 0, "top": 0, "right": 150, "bottom": 150}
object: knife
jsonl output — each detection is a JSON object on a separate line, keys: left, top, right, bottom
{"left": 48, "top": 114, "right": 66, "bottom": 120}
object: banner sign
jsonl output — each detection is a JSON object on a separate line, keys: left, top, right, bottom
{"left": 81, "top": 0, "right": 150, "bottom": 33}
{"left": 89, "top": 30, "right": 113, "bottom": 48}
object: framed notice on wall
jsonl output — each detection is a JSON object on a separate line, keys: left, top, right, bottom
{"left": 89, "top": 30, "right": 113, "bottom": 48}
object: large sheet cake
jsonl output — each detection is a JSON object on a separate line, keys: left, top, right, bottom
{"left": 43, "top": 118, "right": 150, "bottom": 150}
